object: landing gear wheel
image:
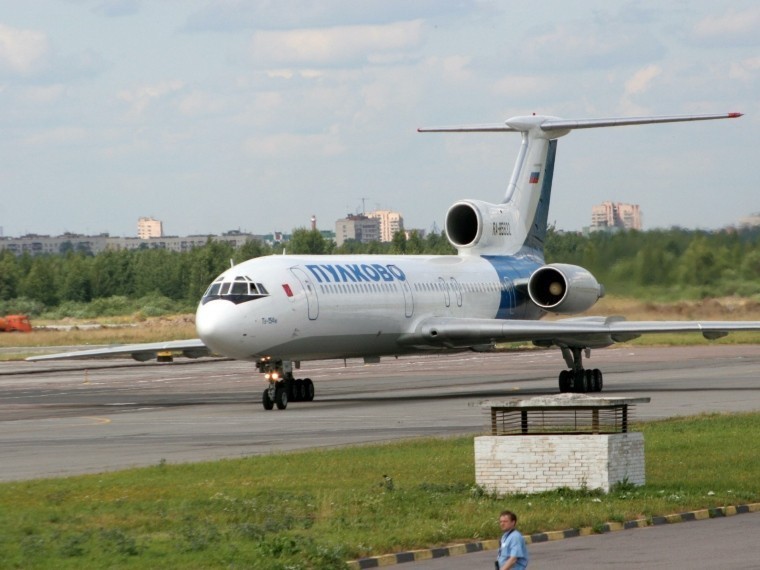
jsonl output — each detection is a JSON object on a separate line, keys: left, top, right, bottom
{"left": 288, "top": 379, "right": 299, "bottom": 402}
{"left": 583, "top": 369, "right": 594, "bottom": 393}
{"left": 592, "top": 369, "right": 603, "bottom": 392}
{"left": 559, "top": 347, "right": 606, "bottom": 394}
{"left": 274, "top": 383, "right": 288, "bottom": 410}
{"left": 262, "top": 388, "right": 274, "bottom": 410}
{"left": 304, "top": 378, "right": 314, "bottom": 401}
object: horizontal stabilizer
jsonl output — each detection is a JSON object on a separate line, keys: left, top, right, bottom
{"left": 418, "top": 112, "right": 742, "bottom": 135}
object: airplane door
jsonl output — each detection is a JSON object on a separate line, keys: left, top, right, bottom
{"left": 449, "top": 277, "right": 463, "bottom": 307}
{"left": 400, "top": 280, "right": 414, "bottom": 318}
{"left": 438, "top": 277, "right": 451, "bottom": 307}
{"left": 290, "top": 267, "right": 319, "bottom": 320}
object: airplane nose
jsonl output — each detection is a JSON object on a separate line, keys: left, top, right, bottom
{"left": 196, "top": 300, "right": 246, "bottom": 358}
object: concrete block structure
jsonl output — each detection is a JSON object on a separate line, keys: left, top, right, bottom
{"left": 475, "top": 432, "right": 645, "bottom": 494}
{"left": 475, "top": 394, "right": 649, "bottom": 494}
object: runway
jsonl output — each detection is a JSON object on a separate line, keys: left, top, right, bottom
{"left": 2, "top": 344, "right": 760, "bottom": 482}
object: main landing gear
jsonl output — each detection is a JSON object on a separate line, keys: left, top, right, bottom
{"left": 558, "top": 347, "right": 603, "bottom": 393}
{"left": 257, "top": 359, "right": 315, "bottom": 410}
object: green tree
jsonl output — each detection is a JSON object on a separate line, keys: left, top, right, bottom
{"left": 424, "top": 231, "right": 456, "bottom": 254}
{"left": 676, "top": 235, "right": 727, "bottom": 287}
{"left": 390, "top": 231, "right": 407, "bottom": 254}
{"left": 184, "top": 240, "right": 235, "bottom": 302}
{"left": 0, "top": 251, "right": 20, "bottom": 301}
{"left": 287, "top": 229, "right": 329, "bottom": 254}
{"left": 21, "top": 257, "right": 59, "bottom": 306}
{"left": 740, "top": 249, "right": 760, "bottom": 280}
{"left": 91, "top": 250, "right": 135, "bottom": 298}
{"left": 133, "top": 248, "right": 185, "bottom": 299}
{"left": 234, "top": 239, "right": 271, "bottom": 264}
{"left": 59, "top": 252, "right": 93, "bottom": 302}
{"left": 405, "top": 231, "right": 425, "bottom": 254}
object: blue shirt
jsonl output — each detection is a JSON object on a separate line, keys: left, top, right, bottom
{"left": 497, "top": 529, "right": 529, "bottom": 569}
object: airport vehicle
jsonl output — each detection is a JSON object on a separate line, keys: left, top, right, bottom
{"left": 0, "top": 314, "right": 31, "bottom": 333}
{"left": 29, "top": 112, "right": 760, "bottom": 410}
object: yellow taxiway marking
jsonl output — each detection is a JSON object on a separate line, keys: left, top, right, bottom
{"left": 85, "top": 416, "right": 112, "bottom": 425}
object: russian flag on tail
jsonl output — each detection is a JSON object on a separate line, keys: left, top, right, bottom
{"left": 529, "top": 171, "right": 540, "bottom": 184}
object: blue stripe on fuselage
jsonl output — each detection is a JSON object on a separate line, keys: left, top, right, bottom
{"left": 482, "top": 255, "right": 542, "bottom": 319}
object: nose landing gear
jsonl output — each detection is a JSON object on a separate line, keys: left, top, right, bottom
{"left": 257, "top": 359, "right": 315, "bottom": 410}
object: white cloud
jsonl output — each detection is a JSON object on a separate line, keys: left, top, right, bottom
{"left": 692, "top": 7, "right": 760, "bottom": 46}
{"left": 22, "top": 126, "right": 87, "bottom": 147}
{"left": 243, "top": 128, "right": 346, "bottom": 158}
{"left": 177, "top": 91, "right": 226, "bottom": 116}
{"left": 0, "top": 23, "right": 48, "bottom": 74}
{"left": 521, "top": 20, "right": 664, "bottom": 71}
{"left": 493, "top": 74, "right": 555, "bottom": 98}
{"left": 625, "top": 65, "right": 662, "bottom": 95}
{"left": 249, "top": 20, "right": 424, "bottom": 67}
{"left": 93, "top": 0, "right": 140, "bottom": 18}
{"left": 118, "top": 80, "right": 184, "bottom": 115}
{"left": 435, "top": 55, "right": 472, "bottom": 83}
{"left": 728, "top": 56, "right": 760, "bottom": 82}
{"left": 23, "top": 84, "right": 65, "bottom": 104}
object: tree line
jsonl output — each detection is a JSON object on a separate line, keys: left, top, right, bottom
{"left": 1, "top": 227, "right": 758, "bottom": 317}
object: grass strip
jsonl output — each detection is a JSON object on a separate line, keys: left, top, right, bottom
{"left": 0, "top": 412, "right": 758, "bottom": 569}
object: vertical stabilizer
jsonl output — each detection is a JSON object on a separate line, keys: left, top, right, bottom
{"left": 419, "top": 112, "right": 741, "bottom": 257}
{"left": 521, "top": 138, "right": 556, "bottom": 254}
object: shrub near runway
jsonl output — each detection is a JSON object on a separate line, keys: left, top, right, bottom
{"left": 0, "top": 413, "right": 758, "bottom": 569}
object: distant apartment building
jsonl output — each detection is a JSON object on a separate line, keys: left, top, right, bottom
{"left": 590, "top": 202, "right": 642, "bottom": 231}
{"left": 335, "top": 214, "right": 381, "bottom": 246}
{"left": 0, "top": 231, "right": 265, "bottom": 256}
{"left": 138, "top": 217, "right": 163, "bottom": 239}
{"left": 738, "top": 212, "right": 760, "bottom": 229}
{"left": 367, "top": 210, "right": 404, "bottom": 242}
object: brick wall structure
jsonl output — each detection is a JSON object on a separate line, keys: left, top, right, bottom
{"left": 475, "top": 432, "right": 645, "bottom": 494}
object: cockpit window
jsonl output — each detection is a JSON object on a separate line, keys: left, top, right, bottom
{"left": 202, "top": 275, "right": 271, "bottom": 305}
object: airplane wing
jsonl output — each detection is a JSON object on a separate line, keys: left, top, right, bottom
{"left": 26, "top": 338, "right": 211, "bottom": 362}
{"left": 397, "top": 316, "right": 760, "bottom": 350}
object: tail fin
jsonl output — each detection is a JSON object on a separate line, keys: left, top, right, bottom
{"left": 420, "top": 112, "right": 741, "bottom": 256}
{"left": 521, "top": 138, "right": 556, "bottom": 254}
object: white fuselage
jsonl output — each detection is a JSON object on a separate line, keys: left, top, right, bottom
{"left": 195, "top": 253, "right": 543, "bottom": 362}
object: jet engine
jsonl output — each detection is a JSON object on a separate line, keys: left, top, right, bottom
{"left": 445, "top": 200, "right": 515, "bottom": 254}
{"left": 528, "top": 263, "right": 603, "bottom": 314}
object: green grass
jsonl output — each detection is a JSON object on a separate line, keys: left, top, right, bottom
{"left": 0, "top": 413, "right": 758, "bottom": 569}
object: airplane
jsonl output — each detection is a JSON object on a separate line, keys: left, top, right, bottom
{"left": 29, "top": 111, "right": 760, "bottom": 411}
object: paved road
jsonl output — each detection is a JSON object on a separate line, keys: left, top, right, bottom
{"left": 1, "top": 345, "right": 759, "bottom": 568}
{"left": 406, "top": 511, "right": 760, "bottom": 569}
{"left": 2, "top": 345, "right": 760, "bottom": 481}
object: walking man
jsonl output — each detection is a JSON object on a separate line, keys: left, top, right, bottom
{"left": 496, "top": 510, "right": 529, "bottom": 569}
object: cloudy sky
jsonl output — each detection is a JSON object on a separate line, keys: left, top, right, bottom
{"left": 0, "top": 1, "right": 757, "bottom": 238}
